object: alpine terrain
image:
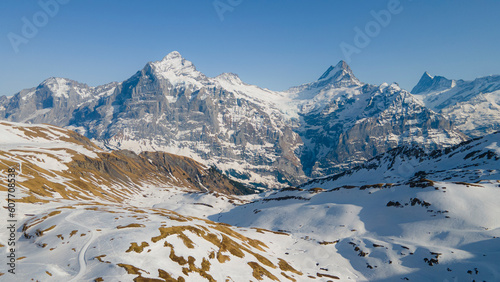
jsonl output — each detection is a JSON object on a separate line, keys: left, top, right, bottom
{"left": 1, "top": 121, "right": 499, "bottom": 281}
{"left": 0, "top": 52, "right": 467, "bottom": 187}
{"left": 412, "top": 71, "right": 500, "bottom": 137}
{"left": 0, "top": 52, "right": 499, "bottom": 281}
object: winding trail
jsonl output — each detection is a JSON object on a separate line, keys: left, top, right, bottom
{"left": 65, "top": 209, "right": 96, "bottom": 282}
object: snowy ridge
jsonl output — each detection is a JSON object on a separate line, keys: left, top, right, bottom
{"left": 301, "top": 131, "right": 500, "bottom": 188}
{"left": 0, "top": 121, "right": 101, "bottom": 167}
{"left": 214, "top": 134, "right": 500, "bottom": 281}
{"left": 411, "top": 72, "right": 455, "bottom": 95}
{"left": 216, "top": 180, "right": 500, "bottom": 281}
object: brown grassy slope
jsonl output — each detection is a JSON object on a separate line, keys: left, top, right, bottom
{"left": 0, "top": 122, "right": 253, "bottom": 203}
{"left": 71, "top": 150, "right": 254, "bottom": 195}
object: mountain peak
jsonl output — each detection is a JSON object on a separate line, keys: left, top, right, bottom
{"left": 157, "top": 51, "right": 189, "bottom": 67}
{"left": 316, "top": 60, "right": 360, "bottom": 87}
{"left": 318, "top": 60, "right": 352, "bottom": 81}
{"left": 411, "top": 71, "right": 454, "bottom": 94}
{"left": 164, "top": 50, "right": 182, "bottom": 60}
{"left": 40, "top": 77, "right": 70, "bottom": 85}
{"left": 335, "top": 59, "right": 350, "bottom": 71}
{"left": 148, "top": 51, "right": 207, "bottom": 85}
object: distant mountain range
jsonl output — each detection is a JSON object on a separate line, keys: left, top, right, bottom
{"left": 2, "top": 51, "right": 498, "bottom": 187}
{"left": 411, "top": 71, "right": 500, "bottom": 137}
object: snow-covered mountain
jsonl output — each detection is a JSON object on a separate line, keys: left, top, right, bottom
{"left": 1, "top": 52, "right": 303, "bottom": 189}
{"left": 0, "top": 78, "right": 117, "bottom": 126}
{"left": 288, "top": 61, "right": 466, "bottom": 177}
{"left": 0, "top": 52, "right": 468, "bottom": 187}
{"left": 411, "top": 72, "right": 500, "bottom": 137}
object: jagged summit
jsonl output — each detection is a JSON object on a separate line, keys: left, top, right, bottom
{"left": 316, "top": 60, "right": 360, "bottom": 87}
{"left": 410, "top": 72, "right": 434, "bottom": 94}
{"left": 147, "top": 51, "right": 207, "bottom": 86}
{"left": 411, "top": 71, "right": 454, "bottom": 94}
{"left": 153, "top": 51, "right": 197, "bottom": 71}
{"left": 410, "top": 71, "right": 500, "bottom": 136}
{"left": 318, "top": 65, "right": 335, "bottom": 80}
{"left": 36, "top": 77, "right": 94, "bottom": 99}
{"left": 287, "top": 60, "right": 361, "bottom": 95}
{"left": 163, "top": 50, "right": 182, "bottom": 60}
{"left": 318, "top": 60, "right": 352, "bottom": 80}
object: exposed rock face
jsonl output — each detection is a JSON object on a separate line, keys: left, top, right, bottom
{"left": 0, "top": 52, "right": 468, "bottom": 187}
{"left": 411, "top": 72, "right": 500, "bottom": 137}
{"left": 288, "top": 62, "right": 466, "bottom": 177}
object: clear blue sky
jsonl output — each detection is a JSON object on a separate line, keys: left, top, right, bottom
{"left": 1, "top": 0, "right": 499, "bottom": 96}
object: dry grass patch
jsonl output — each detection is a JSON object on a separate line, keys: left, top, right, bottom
{"left": 158, "top": 269, "right": 186, "bottom": 282}
{"left": 117, "top": 263, "right": 148, "bottom": 275}
{"left": 309, "top": 187, "right": 325, "bottom": 193}
{"left": 126, "top": 242, "right": 150, "bottom": 253}
{"left": 278, "top": 258, "right": 302, "bottom": 275}
{"left": 281, "top": 272, "right": 296, "bottom": 282}
{"left": 252, "top": 228, "right": 290, "bottom": 236}
{"left": 319, "top": 240, "right": 339, "bottom": 245}
{"left": 248, "top": 262, "right": 279, "bottom": 281}
{"left": 35, "top": 225, "right": 56, "bottom": 237}
{"left": 117, "top": 223, "right": 146, "bottom": 229}
{"left": 453, "top": 181, "right": 482, "bottom": 187}
{"left": 317, "top": 272, "right": 340, "bottom": 279}
{"left": 94, "top": 255, "right": 111, "bottom": 264}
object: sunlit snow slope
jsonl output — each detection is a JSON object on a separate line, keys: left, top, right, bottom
{"left": 217, "top": 132, "right": 500, "bottom": 281}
